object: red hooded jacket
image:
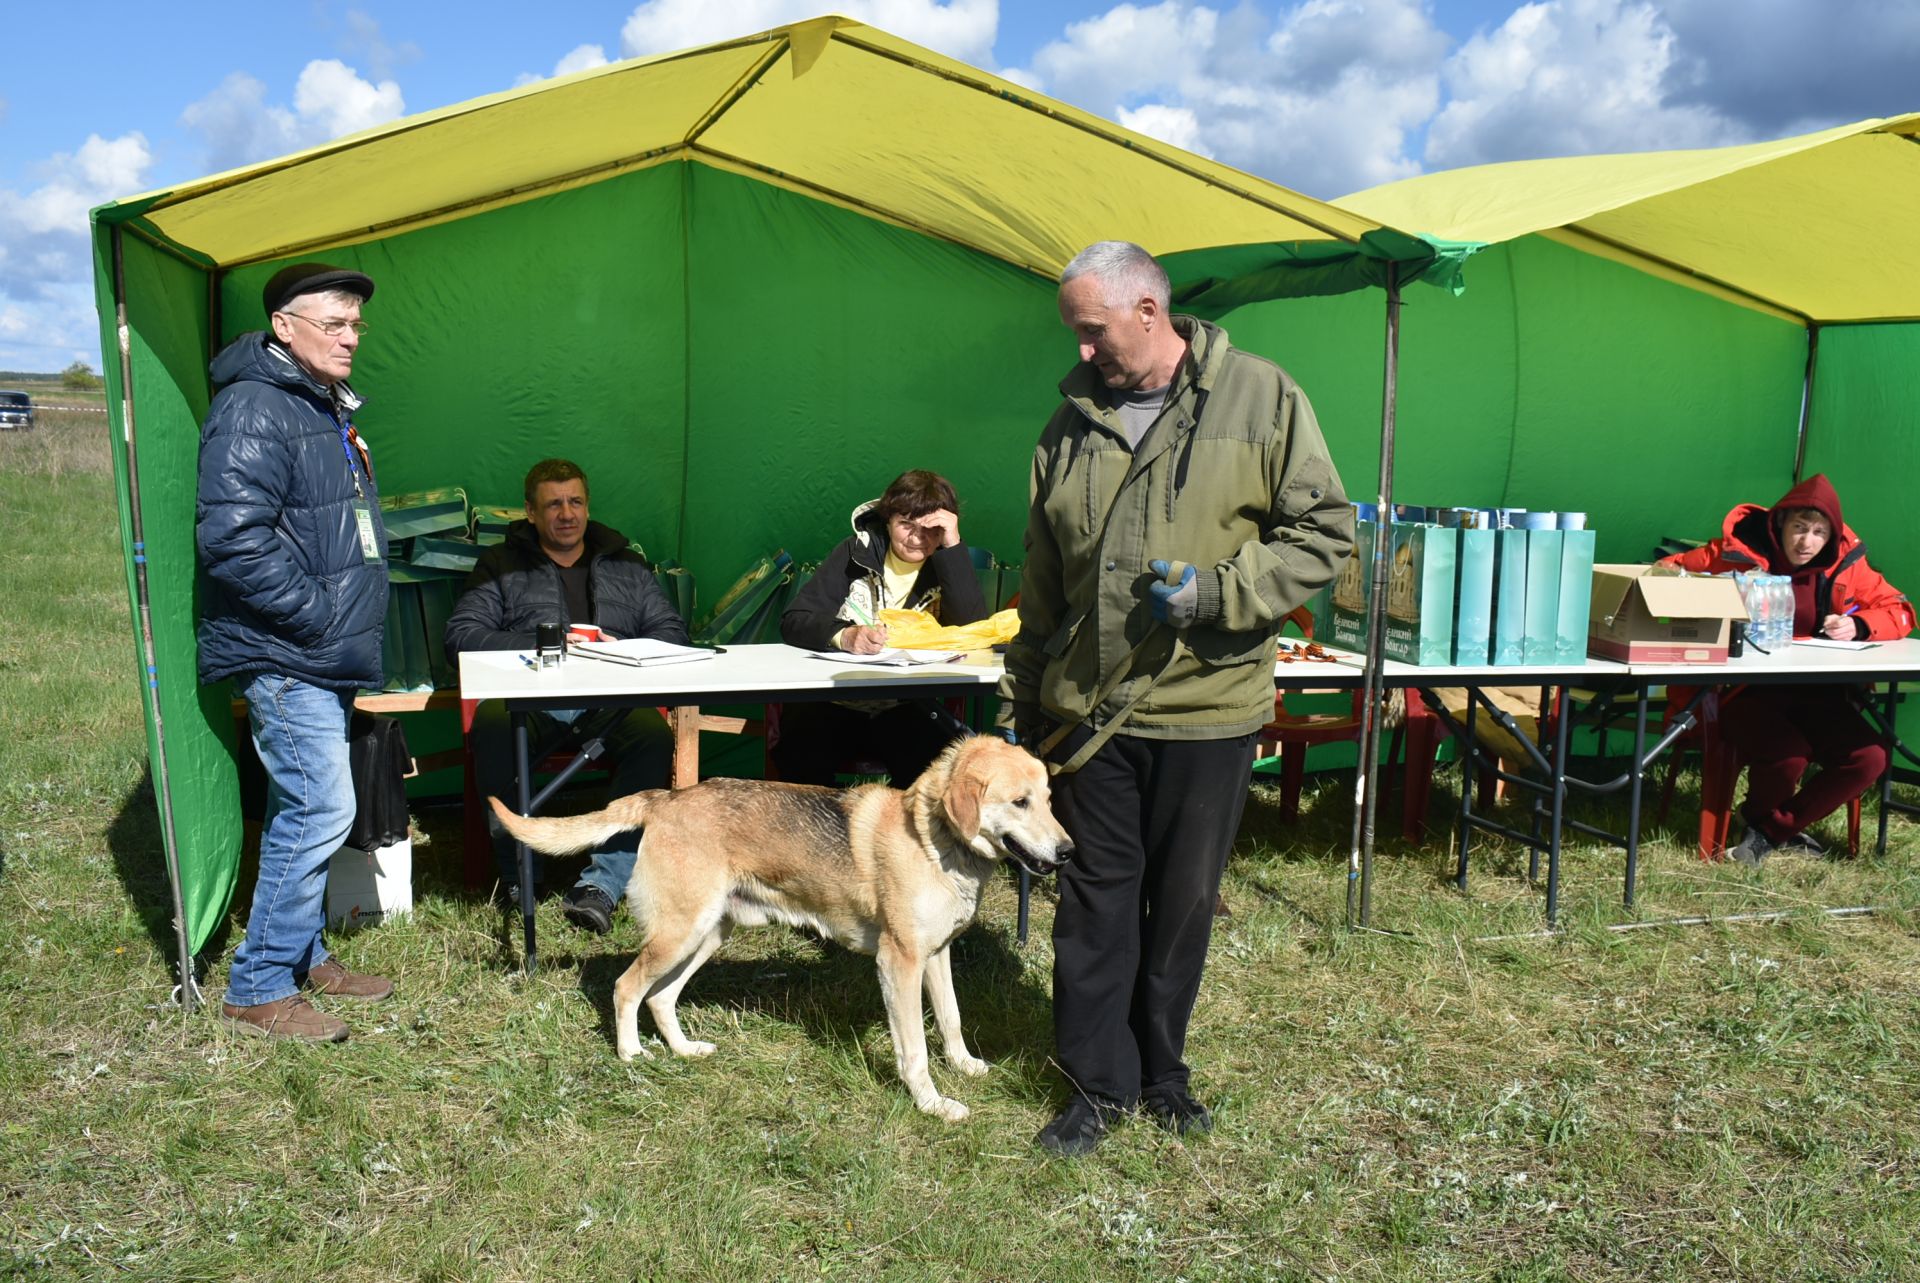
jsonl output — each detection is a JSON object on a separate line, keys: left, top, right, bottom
{"left": 1658, "top": 474, "right": 1913, "bottom": 641}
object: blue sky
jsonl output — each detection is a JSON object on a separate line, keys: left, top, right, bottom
{"left": 2, "top": 0, "right": 1914, "bottom": 372}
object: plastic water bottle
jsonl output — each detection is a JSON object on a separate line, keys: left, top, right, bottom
{"left": 1732, "top": 572, "right": 1755, "bottom": 644}
{"left": 1738, "top": 572, "right": 1766, "bottom": 650}
{"left": 1774, "top": 575, "right": 1796, "bottom": 646}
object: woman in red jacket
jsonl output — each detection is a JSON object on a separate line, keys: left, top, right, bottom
{"left": 1660, "top": 474, "right": 1914, "bottom": 864}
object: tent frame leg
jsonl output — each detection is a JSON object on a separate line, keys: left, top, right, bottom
{"left": 1347, "top": 264, "right": 1401, "bottom": 931}
{"left": 111, "top": 225, "right": 200, "bottom": 1011}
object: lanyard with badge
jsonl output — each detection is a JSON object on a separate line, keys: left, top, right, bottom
{"left": 335, "top": 414, "right": 383, "bottom": 564}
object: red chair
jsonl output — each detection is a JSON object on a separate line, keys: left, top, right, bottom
{"left": 1258, "top": 607, "right": 1443, "bottom": 840}
{"left": 1656, "top": 686, "right": 1861, "bottom": 861}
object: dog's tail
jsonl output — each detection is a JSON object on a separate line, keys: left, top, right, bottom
{"left": 487, "top": 793, "right": 659, "bottom": 856}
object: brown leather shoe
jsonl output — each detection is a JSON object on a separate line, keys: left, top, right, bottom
{"left": 303, "top": 958, "right": 394, "bottom": 1002}
{"left": 221, "top": 994, "right": 349, "bottom": 1043}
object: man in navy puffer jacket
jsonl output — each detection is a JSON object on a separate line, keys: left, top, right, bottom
{"left": 198, "top": 262, "right": 393, "bottom": 1043}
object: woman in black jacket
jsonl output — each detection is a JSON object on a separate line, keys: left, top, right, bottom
{"left": 775, "top": 470, "right": 988, "bottom": 785}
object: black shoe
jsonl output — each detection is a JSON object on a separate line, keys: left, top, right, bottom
{"left": 1779, "top": 830, "right": 1826, "bottom": 857}
{"left": 1036, "top": 1095, "right": 1118, "bottom": 1157}
{"left": 1142, "top": 1087, "right": 1214, "bottom": 1137}
{"left": 1727, "top": 825, "right": 1776, "bottom": 868}
{"left": 561, "top": 885, "right": 615, "bottom": 935}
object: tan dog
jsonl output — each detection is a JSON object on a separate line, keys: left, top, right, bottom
{"left": 489, "top": 735, "right": 1072, "bottom": 1120}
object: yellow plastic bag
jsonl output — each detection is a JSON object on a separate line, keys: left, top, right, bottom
{"left": 876, "top": 607, "right": 1019, "bottom": 652}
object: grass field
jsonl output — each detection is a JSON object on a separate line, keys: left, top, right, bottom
{"left": 3, "top": 406, "right": 1918, "bottom": 1281}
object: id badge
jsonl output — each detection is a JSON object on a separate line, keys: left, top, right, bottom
{"left": 353, "top": 500, "right": 383, "bottom": 563}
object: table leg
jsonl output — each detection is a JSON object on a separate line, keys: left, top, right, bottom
{"left": 1624, "top": 686, "right": 1648, "bottom": 908}
{"left": 513, "top": 708, "right": 537, "bottom": 975}
{"left": 1455, "top": 696, "right": 1478, "bottom": 892}
{"left": 1544, "top": 687, "right": 1572, "bottom": 928}
{"left": 672, "top": 705, "right": 700, "bottom": 789}
{"left": 1879, "top": 683, "right": 1895, "bottom": 856}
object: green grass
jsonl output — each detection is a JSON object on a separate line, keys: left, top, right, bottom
{"left": 4, "top": 410, "right": 1920, "bottom": 1280}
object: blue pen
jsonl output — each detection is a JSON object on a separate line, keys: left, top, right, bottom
{"left": 519, "top": 654, "right": 538, "bottom": 670}
{"left": 1842, "top": 603, "right": 1862, "bottom": 617}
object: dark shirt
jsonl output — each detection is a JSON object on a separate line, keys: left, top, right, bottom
{"left": 555, "top": 559, "right": 590, "bottom": 627}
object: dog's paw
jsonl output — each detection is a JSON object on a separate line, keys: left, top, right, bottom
{"left": 922, "top": 1096, "right": 970, "bottom": 1123}
{"left": 950, "top": 1053, "right": 990, "bottom": 1078}
{"left": 616, "top": 1041, "right": 657, "bottom": 1063}
{"left": 670, "top": 1039, "right": 717, "bottom": 1058}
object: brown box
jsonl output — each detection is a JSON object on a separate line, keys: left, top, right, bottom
{"left": 1587, "top": 564, "right": 1748, "bottom": 663}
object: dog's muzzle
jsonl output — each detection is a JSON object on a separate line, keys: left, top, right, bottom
{"left": 1002, "top": 834, "right": 1070, "bottom": 877}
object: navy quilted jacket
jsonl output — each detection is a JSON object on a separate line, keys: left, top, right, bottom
{"left": 195, "top": 332, "right": 389, "bottom": 690}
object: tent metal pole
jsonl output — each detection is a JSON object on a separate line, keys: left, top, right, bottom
{"left": 1347, "top": 263, "right": 1400, "bottom": 930}
{"left": 1791, "top": 323, "right": 1821, "bottom": 484}
{"left": 111, "top": 225, "right": 199, "bottom": 1011}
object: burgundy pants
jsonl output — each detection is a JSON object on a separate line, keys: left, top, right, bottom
{"left": 1719, "top": 684, "right": 1886, "bottom": 843}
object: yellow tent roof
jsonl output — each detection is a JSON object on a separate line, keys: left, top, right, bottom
{"left": 1337, "top": 114, "right": 1920, "bottom": 324}
{"left": 98, "top": 15, "right": 1420, "bottom": 284}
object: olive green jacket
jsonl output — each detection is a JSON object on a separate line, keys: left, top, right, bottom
{"left": 998, "top": 317, "right": 1354, "bottom": 741}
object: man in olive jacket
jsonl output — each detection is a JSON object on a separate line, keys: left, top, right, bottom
{"left": 445, "top": 458, "right": 686, "bottom": 934}
{"left": 999, "top": 241, "right": 1353, "bottom": 1156}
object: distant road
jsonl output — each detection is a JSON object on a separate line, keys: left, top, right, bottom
{"left": 37, "top": 403, "right": 107, "bottom": 413}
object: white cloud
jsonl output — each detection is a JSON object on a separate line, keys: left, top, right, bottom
{"left": 0, "top": 132, "right": 155, "bottom": 371}
{"left": 293, "top": 59, "right": 407, "bottom": 140}
{"left": 619, "top": 0, "right": 999, "bottom": 66}
{"left": 1658, "top": 0, "right": 1920, "bottom": 137}
{"left": 182, "top": 60, "right": 404, "bottom": 173}
{"left": 1117, "top": 104, "right": 1212, "bottom": 156}
{"left": 1425, "top": 0, "right": 1743, "bottom": 170}
{"left": 1010, "top": 0, "right": 1446, "bottom": 198}
{"left": 180, "top": 74, "right": 302, "bottom": 173}
{"left": 340, "top": 8, "right": 421, "bottom": 83}
{"left": 515, "top": 43, "right": 613, "bottom": 88}
{"left": 555, "top": 43, "right": 612, "bottom": 77}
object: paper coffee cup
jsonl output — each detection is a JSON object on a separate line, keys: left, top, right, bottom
{"left": 569, "top": 624, "right": 603, "bottom": 642}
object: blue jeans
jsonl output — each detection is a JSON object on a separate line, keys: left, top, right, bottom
{"left": 471, "top": 703, "right": 673, "bottom": 902}
{"left": 225, "top": 674, "right": 357, "bottom": 1007}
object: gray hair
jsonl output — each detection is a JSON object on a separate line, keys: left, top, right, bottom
{"left": 283, "top": 287, "right": 366, "bottom": 314}
{"left": 1061, "top": 241, "right": 1169, "bottom": 311}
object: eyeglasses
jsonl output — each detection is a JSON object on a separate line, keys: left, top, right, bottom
{"left": 279, "top": 312, "right": 369, "bottom": 337}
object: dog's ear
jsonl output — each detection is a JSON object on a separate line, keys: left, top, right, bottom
{"left": 942, "top": 754, "right": 988, "bottom": 843}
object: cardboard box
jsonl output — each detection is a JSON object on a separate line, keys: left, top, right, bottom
{"left": 1553, "top": 530, "right": 1596, "bottom": 664}
{"left": 1383, "top": 524, "right": 1457, "bottom": 664}
{"left": 1327, "top": 519, "right": 1376, "bottom": 652}
{"left": 1587, "top": 564, "right": 1748, "bottom": 662}
{"left": 1490, "top": 529, "right": 1528, "bottom": 665}
{"left": 326, "top": 838, "right": 413, "bottom": 929}
{"left": 1453, "top": 526, "right": 1494, "bottom": 665}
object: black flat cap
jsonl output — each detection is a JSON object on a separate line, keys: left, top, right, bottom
{"left": 262, "top": 262, "right": 375, "bottom": 316}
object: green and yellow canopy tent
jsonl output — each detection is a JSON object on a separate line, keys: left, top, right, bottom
{"left": 1314, "top": 113, "right": 1920, "bottom": 917}
{"left": 90, "top": 15, "right": 1468, "bottom": 999}
{"left": 1334, "top": 112, "right": 1920, "bottom": 571}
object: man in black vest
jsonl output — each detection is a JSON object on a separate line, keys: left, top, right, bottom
{"left": 445, "top": 459, "right": 686, "bottom": 933}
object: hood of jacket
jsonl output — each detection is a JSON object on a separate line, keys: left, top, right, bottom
{"left": 210, "top": 331, "right": 365, "bottom": 416}
{"left": 501, "top": 516, "right": 631, "bottom": 563}
{"left": 1722, "top": 472, "right": 1854, "bottom": 574}
{"left": 846, "top": 498, "right": 889, "bottom": 572}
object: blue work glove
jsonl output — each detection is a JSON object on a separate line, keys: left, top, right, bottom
{"left": 1148, "top": 559, "right": 1199, "bottom": 628}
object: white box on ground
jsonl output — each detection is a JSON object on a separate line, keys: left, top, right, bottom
{"left": 326, "top": 839, "right": 413, "bottom": 928}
